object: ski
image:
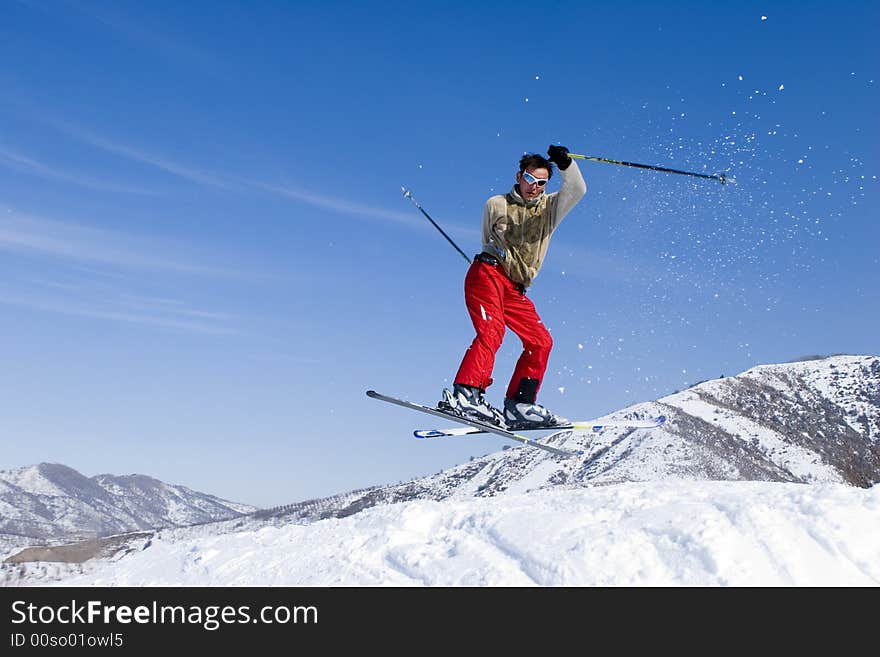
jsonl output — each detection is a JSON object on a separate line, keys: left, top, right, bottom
{"left": 366, "top": 390, "right": 583, "bottom": 458}
{"left": 414, "top": 415, "right": 666, "bottom": 439}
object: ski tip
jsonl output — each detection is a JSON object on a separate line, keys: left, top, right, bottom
{"left": 414, "top": 429, "right": 445, "bottom": 439}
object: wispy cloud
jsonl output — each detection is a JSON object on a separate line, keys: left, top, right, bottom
{"left": 0, "top": 209, "right": 251, "bottom": 278}
{"left": 116, "top": 293, "right": 233, "bottom": 322}
{"left": 0, "top": 289, "right": 235, "bottom": 335}
{"left": 248, "top": 180, "right": 437, "bottom": 231}
{"left": 23, "top": 109, "right": 476, "bottom": 244}
{"left": 4, "top": 274, "right": 239, "bottom": 335}
{"left": 0, "top": 144, "right": 156, "bottom": 195}
{"left": 41, "top": 118, "right": 239, "bottom": 190}
{"left": 44, "top": 115, "right": 465, "bottom": 235}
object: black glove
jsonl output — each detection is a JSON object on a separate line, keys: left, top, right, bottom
{"left": 547, "top": 144, "right": 572, "bottom": 171}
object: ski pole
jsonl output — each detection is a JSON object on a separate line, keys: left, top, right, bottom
{"left": 568, "top": 153, "right": 730, "bottom": 184}
{"left": 401, "top": 187, "right": 472, "bottom": 264}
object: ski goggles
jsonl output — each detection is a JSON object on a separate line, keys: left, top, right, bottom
{"left": 520, "top": 171, "right": 549, "bottom": 187}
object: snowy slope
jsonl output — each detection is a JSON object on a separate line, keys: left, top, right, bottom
{"left": 660, "top": 355, "right": 880, "bottom": 485}
{"left": 278, "top": 355, "right": 877, "bottom": 523}
{"left": 4, "top": 355, "right": 879, "bottom": 586}
{"left": 13, "top": 480, "right": 879, "bottom": 587}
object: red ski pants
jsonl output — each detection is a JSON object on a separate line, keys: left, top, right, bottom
{"left": 454, "top": 259, "right": 553, "bottom": 401}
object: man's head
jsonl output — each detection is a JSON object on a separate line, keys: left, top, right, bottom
{"left": 516, "top": 153, "right": 553, "bottom": 201}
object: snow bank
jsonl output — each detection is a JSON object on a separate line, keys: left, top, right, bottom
{"left": 48, "top": 480, "right": 880, "bottom": 587}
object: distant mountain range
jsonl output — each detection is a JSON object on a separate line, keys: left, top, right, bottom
{"left": 0, "top": 463, "right": 255, "bottom": 557}
{"left": 3, "top": 354, "right": 878, "bottom": 568}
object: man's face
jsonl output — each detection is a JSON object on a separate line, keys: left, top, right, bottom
{"left": 516, "top": 166, "right": 550, "bottom": 201}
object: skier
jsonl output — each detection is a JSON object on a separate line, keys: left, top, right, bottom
{"left": 440, "top": 145, "right": 586, "bottom": 428}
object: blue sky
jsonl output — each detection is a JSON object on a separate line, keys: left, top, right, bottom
{"left": 2, "top": 1, "right": 877, "bottom": 507}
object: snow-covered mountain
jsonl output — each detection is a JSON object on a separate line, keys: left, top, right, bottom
{"left": 4, "top": 354, "right": 879, "bottom": 586}
{"left": 257, "top": 354, "right": 880, "bottom": 521}
{"left": 0, "top": 463, "right": 255, "bottom": 557}
{"left": 12, "top": 480, "right": 880, "bottom": 586}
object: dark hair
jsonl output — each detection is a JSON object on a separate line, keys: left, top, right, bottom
{"left": 519, "top": 153, "right": 553, "bottom": 178}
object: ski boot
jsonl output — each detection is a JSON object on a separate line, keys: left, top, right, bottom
{"left": 503, "top": 398, "right": 568, "bottom": 430}
{"left": 439, "top": 384, "right": 505, "bottom": 427}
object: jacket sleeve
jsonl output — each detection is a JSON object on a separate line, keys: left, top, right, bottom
{"left": 548, "top": 160, "right": 586, "bottom": 231}
{"left": 481, "top": 197, "right": 503, "bottom": 258}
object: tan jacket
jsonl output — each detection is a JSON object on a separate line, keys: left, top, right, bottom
{"left": 482, "top": 161, "right": 586, "bottom": 288}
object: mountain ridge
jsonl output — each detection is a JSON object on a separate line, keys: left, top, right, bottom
{"left": 256, "top": 354, "right": 880, "bottom": 524}
{"left": 0, "top": 462, "right": 256, "bottom": 557}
